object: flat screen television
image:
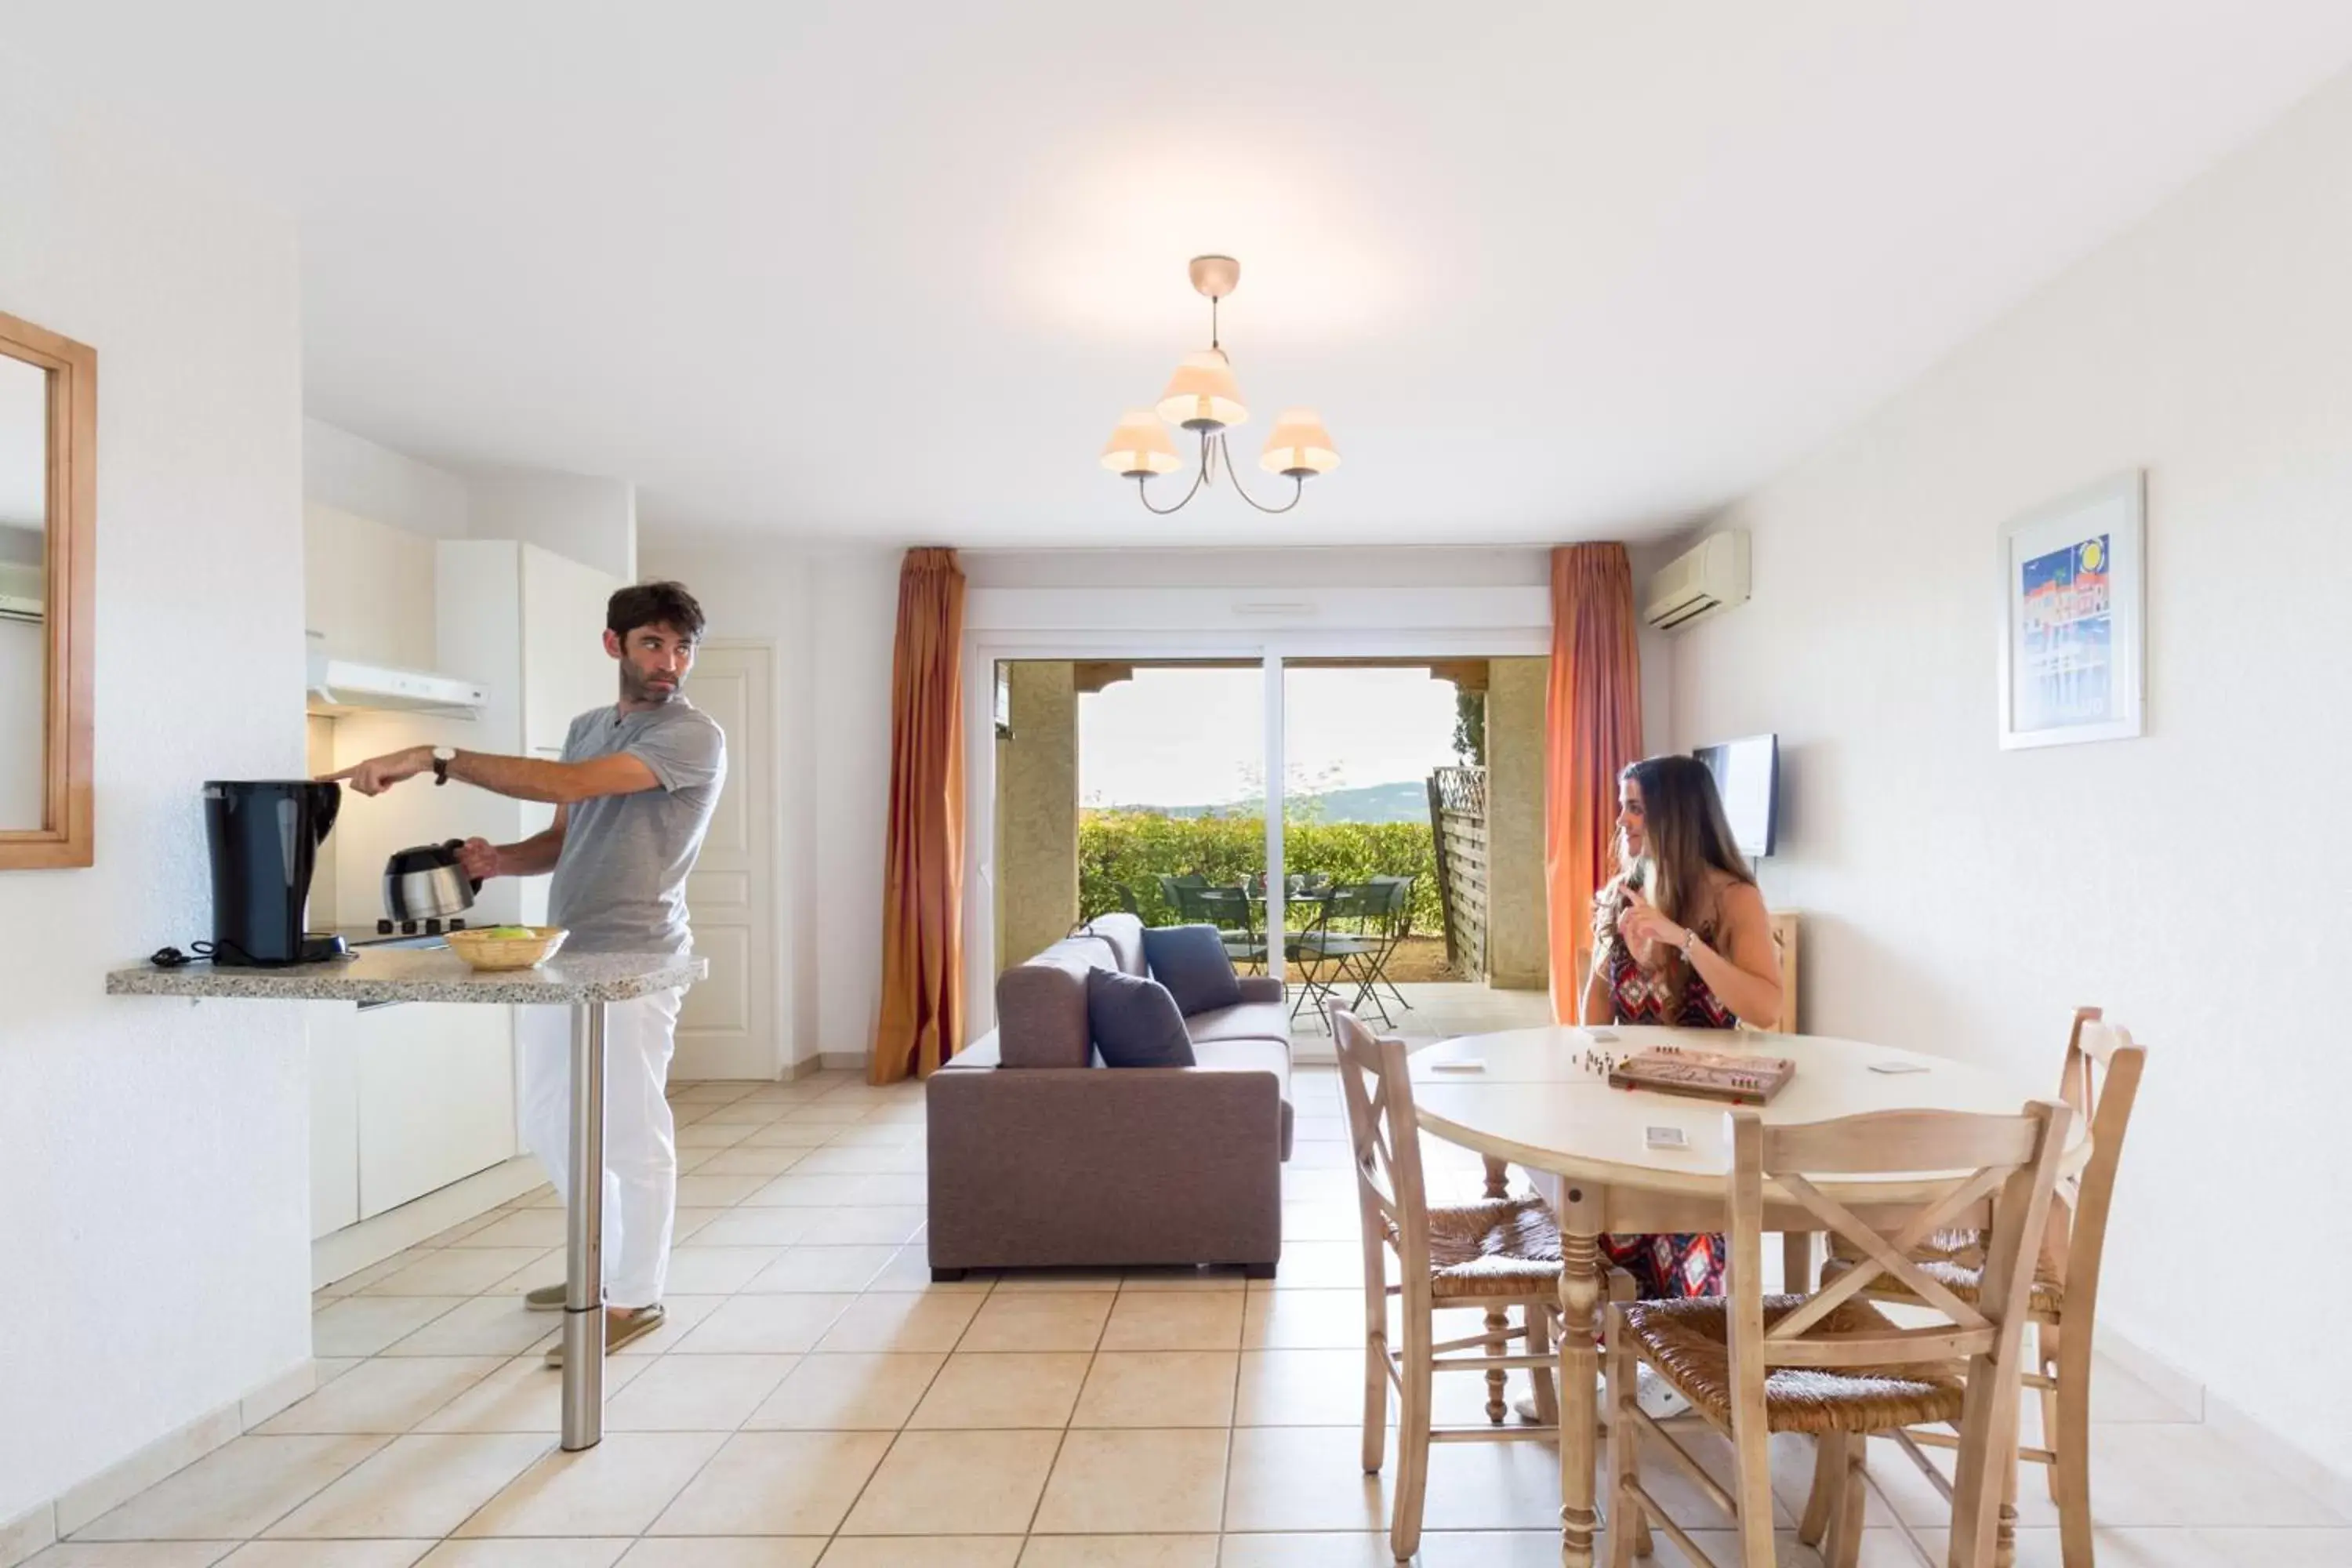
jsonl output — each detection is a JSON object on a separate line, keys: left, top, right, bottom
{"left": 1692, "top": 733, "right": 1778, "bottom": 859}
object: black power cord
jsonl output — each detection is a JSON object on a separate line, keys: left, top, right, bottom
{"left": 148, "top": 936, "right": 312, "bottom": 968}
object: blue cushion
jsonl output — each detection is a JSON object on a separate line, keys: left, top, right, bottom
{"left": 1142, "top": 924, "right": 1245, "bottom": 1015}
{"left": 1086, "top": 967, "right": 1196, "bottom": 1068}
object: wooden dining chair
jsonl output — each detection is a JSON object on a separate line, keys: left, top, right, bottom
{"left": 1817, "top": 1008, "right": 2147, "bottom": 1568}
{"left": 1606, "top": 1098, "right": 2074, "bottom": 1568}
{"left": 1331, "top": 1007, "right": 1577, "bottom": 1562}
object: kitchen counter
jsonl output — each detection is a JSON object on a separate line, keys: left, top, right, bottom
{"left": 105, "top": 946, "right": 702, "bottom": 1006}
{"left": 107, "top": 941, "right": 707, "bottom": 1451}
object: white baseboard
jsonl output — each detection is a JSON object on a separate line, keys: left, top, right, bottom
{"left": 2205, "top": 1381, "right": 2352, "bottom": 1525}
{"left": 2090, "top": 1322, "right": 2206, "bottom": 1421}
{"left": 819, "top": 1051, "right": 866, "bottom": 1073}
{"left": 2100, "top": 1323, "right": 2352, "bottom": 1524}
{"left": 312, "top": 1155, "right": 547, "bottom": 1290}
{"left": 2, "top": 1355, "right": 318, "bottom": 1566}
{"left": 784, "top": 1054, "right": 826, "bottom": 1081}
{"left": 0, "top": 1503, "right": 53, "bottom": 1568}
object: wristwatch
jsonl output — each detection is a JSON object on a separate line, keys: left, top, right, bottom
{"left": 431, "top": 746, "right": 457, "bottom": 786}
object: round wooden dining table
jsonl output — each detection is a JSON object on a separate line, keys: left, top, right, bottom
{"left": 1407, "top": 1024, "right": 2078, "bottom": 1568}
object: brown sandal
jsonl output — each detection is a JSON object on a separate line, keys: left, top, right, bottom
{"left": 542, "top": 1303, "right": 666, "bottom": 1367}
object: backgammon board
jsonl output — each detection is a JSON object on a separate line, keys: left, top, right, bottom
{"left": 1607, "top": 1044, "right": 1796, "bottom": 1106}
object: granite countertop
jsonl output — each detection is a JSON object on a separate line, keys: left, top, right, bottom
{"left": 106, "top": 946, "right": 706, "bottom": 1005}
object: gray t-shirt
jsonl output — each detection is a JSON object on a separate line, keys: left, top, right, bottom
{"left": 547, "top": 699, "right": 728, "bottom": 955}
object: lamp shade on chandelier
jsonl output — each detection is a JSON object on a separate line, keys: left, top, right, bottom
{"left": 1259, "top": 408, "right": 1339, "bottom": 476}
{"left": 1156, "top": 349, "right": 1248, "bottom": 431}
{"left": 1098, "top": 411, "right": 1181, "bottom": 477}
{"left": 1102, "top": 256, "right": 1338, "bottom": 515}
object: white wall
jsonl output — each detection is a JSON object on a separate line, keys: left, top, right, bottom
{"left": 1668, "top": 69, "right": 2352, "bottom": 1487}
{"left": 657, "top": 543, "right": 1675, "bottom": 1062}
{"left": 467, "top": 467, "right": 638, "bottom": 585}
{"left": 0, "top": 64, "right": 310, "bottom": 1526}
{"left": 811, "top": 551, "right": 902, "bottom": 1062}
{"left": 634, "top": 542, "right": 901, "bottom": 1069}
{"left": 303, "top": 503, "right": 438, "bottom": 670}
{"left": 968, "top": 543, "right": 1674, "bottom": 750}
{"left": 962, "top": 545, "right": 1555, "bottom": 590}
{"left": 303, "top": 416, "right": 470, "bottom": 540}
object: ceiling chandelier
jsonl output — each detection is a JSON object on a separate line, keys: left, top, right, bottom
{"left": 1099, "top": 255, "right": 1340, "bottom": 515}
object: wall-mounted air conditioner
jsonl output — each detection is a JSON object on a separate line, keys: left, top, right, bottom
{"left": 1642, "top": 530, "right": 1751, "bottom": 634}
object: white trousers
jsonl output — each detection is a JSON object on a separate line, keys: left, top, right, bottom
{"left": 518, "top": 988, "right": 683, "bottom": 1309}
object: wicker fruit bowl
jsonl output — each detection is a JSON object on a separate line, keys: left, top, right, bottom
{"left": 445, "top": 925, "right": 568, "bottom": 971}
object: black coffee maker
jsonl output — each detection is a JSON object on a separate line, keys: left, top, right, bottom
{"left": 203, "top": 780, "right": 344, "bottom": 965}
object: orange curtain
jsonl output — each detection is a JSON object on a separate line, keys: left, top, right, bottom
{"left": 869, "top": 548, "right": 968, "bottom": 1083}
{"left": 1544, "top": 543, "right": 1644, "bottom": 1024}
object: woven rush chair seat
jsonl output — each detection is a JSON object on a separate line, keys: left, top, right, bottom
{"left": 1820, "top": 1232, "right": 2066, "bottom": 1316}
{"left": 1621, "top": 1293, "right": 1968, "bottom": 1436}
{"left": 1394, "top": 1195, "right": 1564, "bottom": 1300}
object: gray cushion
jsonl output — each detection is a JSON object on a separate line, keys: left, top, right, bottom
{"left": 1143, "top": 924, "right": 1244, "bottom": 1015}
{"left": 996, "top": 942, "right": 1114, "bottom": 1069}
{"left": 1092, "top": 913, "right": 1149, "bottom": 976}
{"left": 1190, "top": 1036, "right": 1295, "bottom": 1158}
{"left": 1087, "top": 968, "right": 1196, "bottom": 1068}
{"left": 1182, "top": 1000, "right": 1294, "bottom": 1047}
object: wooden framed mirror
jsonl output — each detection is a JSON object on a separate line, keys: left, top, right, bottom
{"left": 0, "top": 308, "right": 96, "bottom": 870}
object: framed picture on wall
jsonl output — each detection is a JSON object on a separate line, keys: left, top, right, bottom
{"left": 1997, "top": 470, "right": 2145, "bottom": 750}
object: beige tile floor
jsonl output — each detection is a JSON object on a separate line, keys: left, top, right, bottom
{"left": 34, "top": 1067, "right": 2347, "bottom": 1567}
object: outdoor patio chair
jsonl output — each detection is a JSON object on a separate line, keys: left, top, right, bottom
{"left": 1348, "top": 876, "right": 1416, "bottom": 1022}
{"left": 1187, "top": 884, "right": 1268, "bottom": 974}
{"left": 1154, "top": 872, "right": 1208, "bottom": 927}
{"left": 1287, "top": 882, "right": 1385, "bottom": 1026}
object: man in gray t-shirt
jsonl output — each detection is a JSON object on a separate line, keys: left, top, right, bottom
{"left": 328, "top": 580, "right": 725, "bottom": 1354}
{"left": 550, "top": 699, "right": 725, "bottom": 954}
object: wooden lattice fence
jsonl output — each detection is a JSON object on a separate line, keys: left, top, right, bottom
{"left": 1427, "top": 765, "right": 1489, "bottom": 980}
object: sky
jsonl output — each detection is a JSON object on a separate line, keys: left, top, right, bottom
{"left": 1075, "top": 665, "right": 1465, "bottom": 808}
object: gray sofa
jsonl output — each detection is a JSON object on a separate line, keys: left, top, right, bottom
{"left": 926, "top": 913, "right": 1292, "bottom": 1279}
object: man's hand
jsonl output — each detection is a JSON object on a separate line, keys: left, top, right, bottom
{"left": 456, "top": 837, "right": 503, "bottom": 882}
{"left": 322, "top": 746, "right": 431, "bottom": 797}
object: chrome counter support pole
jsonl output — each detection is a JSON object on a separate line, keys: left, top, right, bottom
{"left": 558, "top": 1000, "right": 608, "bottom": 1450}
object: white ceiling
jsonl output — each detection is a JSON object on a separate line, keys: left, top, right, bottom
{"left": 7, "top": 2, "right": 2352, "bottom": 547}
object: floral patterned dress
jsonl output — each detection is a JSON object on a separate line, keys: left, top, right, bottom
{"left": 1595, "top": 879, "right": 1733, "bottom": 1299}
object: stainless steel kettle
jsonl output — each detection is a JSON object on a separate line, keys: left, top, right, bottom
{"left": 383, "top": 840, "right": 481, "bottom": 921}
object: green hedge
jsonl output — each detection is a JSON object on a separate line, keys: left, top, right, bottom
{"left": 1078, "top": 811, "right": 1442, "bottom": 933}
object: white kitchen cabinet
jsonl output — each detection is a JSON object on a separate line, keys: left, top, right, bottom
{"left": 437, "top": 539, "right": 622, "bottom": 930}
{"left": 309, "top": 1001, "right": 361, "bottom": 1240}
{"left": 309, "top": 999, "right": 517, "bottom": 1233}
{"left": 523, "top": 543, "right": 621, "bottom": 756}
{"left": 355, "top": 1001, "right": 517, "bottom": 1220}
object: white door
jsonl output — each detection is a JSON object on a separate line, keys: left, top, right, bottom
{"left": 673, "top": 641, "right": 776, "bottom": 1079}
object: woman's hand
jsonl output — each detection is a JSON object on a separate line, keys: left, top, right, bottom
{"left": 1618, "top": 886, "right": 1689, "bottom": 957}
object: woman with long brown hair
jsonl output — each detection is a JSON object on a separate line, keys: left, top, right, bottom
{"left": 1587, "top": 753, "right": 1784, "bottom": 1036}
{"left": 1515, "top": 753, "right": 1790, "bottom": 1423}
{"left": 1584, "top": 753, "right": 1784, "bottom": 1301}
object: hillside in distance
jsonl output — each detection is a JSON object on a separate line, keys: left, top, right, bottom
{"left": 1091, "top": 779, "right": 1430, "bottom": 825}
